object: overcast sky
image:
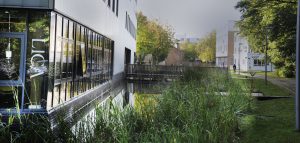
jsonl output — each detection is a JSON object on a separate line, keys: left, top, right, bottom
{"left": 137, "top": 0, "right": 241, "bottom": 38}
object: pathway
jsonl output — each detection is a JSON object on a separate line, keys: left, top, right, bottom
{"left": 240, "top": 72, "right": 296, "bottom": 95}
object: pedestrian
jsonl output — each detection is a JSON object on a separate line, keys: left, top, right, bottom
{"left": 233, "top": 64, "right": 237, "bottom": 73}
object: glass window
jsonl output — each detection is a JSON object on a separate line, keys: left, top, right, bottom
{"left": 68, "top": 21, "right": 74, "bottom": 79}
{"left": 62, "top": 40, "right": 68, "bottom": 79}
{"left": 0, "top": 87, "right": 22, "bottom": 109}
{"left": 81, "top": 28, "right": 87, "bottom": 76}
{"left": 66, "top": 81, "right": 72, "bottom": 100}
{"left": 55, "top": 15, "right": 63, "bottom": 81}
{"left": 0, "top": 37, "right": 21, "bottom": 80}
{"left": 0, "top": 9, "right": 26, "bottom": 32}
{"left": 26, "top": 11, "right": 51, "bottom": 109}
{"left": 52, "top": 85, "right": 60, "bottom": 107}
{"left": 43, "top": 13, "right": 115, "bottom": 108}
{"left": 60, "top": 82, "right": 66, "bottom": 103}
{"left": 47, "top": 13, "right": 56, "bottom": 109}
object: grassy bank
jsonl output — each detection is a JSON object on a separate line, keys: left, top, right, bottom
{"left": 240, "top": 98, "right": 300, "bottom": 143}
{"left": 231, "top": 72, "right": 300, "bottom": 143}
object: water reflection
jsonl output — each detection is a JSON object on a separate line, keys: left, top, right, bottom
{"left": 123, "top": 81, "right": 172, "bottom": 107}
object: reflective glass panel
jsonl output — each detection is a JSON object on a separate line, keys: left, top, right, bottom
{"left": 0, "top": 10, "right": 26, "bottom": 32}
{"left": 0, "top": 37, "right": 21, "bottom": 80}
{"left": 0, "top": 87, "right": 22, "bottom": 109}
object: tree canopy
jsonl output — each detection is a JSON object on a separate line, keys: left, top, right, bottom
{"left": 137, "top": 12, "right": 175, "bottom": 64}
{"left": 235, "top": 0, "right": 297, "bottom": 77}
{"left": 180, "top": 31, "right": 216, "bottom": 63}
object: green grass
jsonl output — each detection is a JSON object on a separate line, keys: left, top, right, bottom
{"left": 255, "top": 71, "right": 280, "bottom": 78}
{"left": 234, "top": 72, "right": 300, "bottom": 143}
{"left": 251, "top": 78, "right": 292, "bottom": 96}
{"left": 232, "top": 73, "right": 292, "bottom": 96}
{"left": 240, "top": 98, "right": 300, "bottom": 143}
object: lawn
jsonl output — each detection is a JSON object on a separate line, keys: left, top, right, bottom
{"left": 255, "top": 71, "right": 296, "bottom": 79}
{"left": 240, "top": 98, "right": 300, "bottom": 143}
{"left": 233, "top": 72, "right": 300, "bottom": 143}
{"left": 232, "top": 73, "right": 293, "bottom": 96}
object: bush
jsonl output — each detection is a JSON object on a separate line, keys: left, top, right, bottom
{"left": 277, "top": 65, "right": 295, "bottom": 78}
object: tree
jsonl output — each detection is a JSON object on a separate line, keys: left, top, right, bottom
{"left": 137, "top": 12, "right": 175, "bottom": 64}
{"left": 180, "top": 31, "right": 216, "bottom": 63}
{"left": 235, "top": 0, "right": 297, "bottom": 77}
{"left": 197, "top": 31, "right": 216, "bottom": 63}
{"left": 180, "top": 41, "right": 198, "bottom": 61}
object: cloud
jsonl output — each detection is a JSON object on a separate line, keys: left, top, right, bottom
{"left": 138, "top": 0, "right": 241, "bottom": 38}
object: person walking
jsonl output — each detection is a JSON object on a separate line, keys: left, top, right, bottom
{"left": 233, "top": 64, "right": 237, "bottom": 73}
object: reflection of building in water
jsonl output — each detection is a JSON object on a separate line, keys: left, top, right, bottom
{"left": 0, "top": 0, "right": 137, "bottom": 128}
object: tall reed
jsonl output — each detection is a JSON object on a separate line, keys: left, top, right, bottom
{"left": 0, "top": 68, "right": 253, "bottom": 143}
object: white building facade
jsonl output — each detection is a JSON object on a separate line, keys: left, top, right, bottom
{"left": 216, "top": 21, "right": 274, "bottom": 71}
{"left": 216, "top": 21, "right": 236, "bottom": 68}
{"left": 234, "top": 34, "right": 274, "bottom": 72}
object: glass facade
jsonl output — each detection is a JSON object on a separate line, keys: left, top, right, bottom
{"left": 0, "top": 9, "right": 114, "bottom": 112}
{"left": 47, "top": 13, "right": 114, "bottom": 110}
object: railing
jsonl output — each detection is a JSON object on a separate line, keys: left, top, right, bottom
{"left": 125, "top": 64, "right": 186, "bottom": 81}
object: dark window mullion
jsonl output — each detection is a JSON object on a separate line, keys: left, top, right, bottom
{"left": 116, "top": 0, "right": 119, "bottom": 16}
{"left": 65, "top": 19, "right": 69, "bottom": 102}
{"left": 51, "top": 14, "right": 58, "bottom": 108}
{"left": 59, "top": 17, "right": 64, "bottom": 104}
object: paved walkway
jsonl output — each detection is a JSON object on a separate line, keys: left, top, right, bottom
{"left": 240, "top": 73, "right": 296, "bottom": 95}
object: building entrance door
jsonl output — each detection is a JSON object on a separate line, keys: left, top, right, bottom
{"left": 0, "top": 33, "right": 26, "bottom": 111}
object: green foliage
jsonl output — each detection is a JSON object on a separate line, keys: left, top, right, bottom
{"left": 137, "top": 12, "right": 175, "bottom": 64}
{"left": 180, "top": 41, "right": 198, "bottom": 61}
{"left": 235, "top": 0, "right": 297, "bottom": 77}
{"left": 180, "top": 31, "right": 216, "bottom": 62}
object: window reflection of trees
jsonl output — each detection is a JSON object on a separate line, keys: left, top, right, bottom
{"left": 47, "top": 13, "right": 113, "bottom": 109}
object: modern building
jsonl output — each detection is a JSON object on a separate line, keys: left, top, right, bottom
{"left": 0, "top": 0, "right": 136, "bottom": 126}
{"left": 216, "top": 21, "right": 273, "bottom": 71}
{"left": 216, "top": 21, "right": 236, "bottom": 68}
{"left": 233, "top": 33, "right": 274, "bottom": 72}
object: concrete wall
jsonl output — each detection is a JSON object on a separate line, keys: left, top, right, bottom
{"left": 54, "top": 0, "right": 137, "bottom": 75}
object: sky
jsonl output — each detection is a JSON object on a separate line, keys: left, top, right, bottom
{"left": 137, "top": 0, "right": 241, "bottom": 39}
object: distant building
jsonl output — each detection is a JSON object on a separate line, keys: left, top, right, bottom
{"left": 216, "top": 21, "right": 236, "bottom": 68}
{"left": 234, "top": 33, "right": 274, "bottom": 72}
{"left": 216, "top": 21, "right": 274, "bottom": 71}
{"left": 165, "top": 48, "right": 184, "bottom": 65}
